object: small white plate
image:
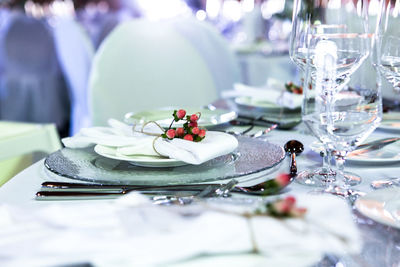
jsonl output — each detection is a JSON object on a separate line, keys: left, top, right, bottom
{"left": 94, "top": 145, "right": 187, "bottom": 168}
{"left": 234, "top": 96, "right": 301, "bottom": 114}
{"left": 347, "top": 138, "right": 400, "bottom": 164}
{"left": 355, "top": 187, "right": 400, "bottom": 229}
{"left": 235, "top": 96, "right": 283, "bottom": 112}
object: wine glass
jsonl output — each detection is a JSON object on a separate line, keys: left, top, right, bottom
{"left": 324, "top": 54, "right": 382, "bottom": 188}
{"left": 377, "top": 0, "right": 400, "bottom": 94}
{"left": 289, "top": 0, "right": 373, "bottom": 186}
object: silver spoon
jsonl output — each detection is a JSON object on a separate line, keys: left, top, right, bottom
{"left": 284, "top": 140, "right": 304, "bottom": 177}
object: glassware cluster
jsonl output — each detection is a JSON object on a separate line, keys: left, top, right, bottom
{"left": 290, "top": 0, "right": 383, "bottom": 191}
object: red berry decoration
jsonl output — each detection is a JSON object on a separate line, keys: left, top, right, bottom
{"left": 189, "top": 121, "right": 198, "bottom": 128}
{"left": 162, "top": 109, "right": 206, "bottom": 142}
{"left": 184, "top": 134, "right": 193, "bottom": 141}
{"left": 190, "top": 114, "right": 199, "bottom": 122}
{"left": 191, "top": 127, "right": 200, "bottom": 135}
{"left": 177, "top": 109, "right": 186, "bottom": 119}
{"left": 166, "top": 129, "right": 175, "bottom": 139}
{"left": 266, "top": 195, "right": 306, "bottom": 218}
{"left": 275, "top": 173, "right": 291, "bottom": 187}
{"left": 284, "top": 196, "right": 296, "bottom": 207}
{"left": 176, "top": 127, "right": 185, "bottom": 137}
{"left": 198, "top": 129, "right": 206, "bottom": 138}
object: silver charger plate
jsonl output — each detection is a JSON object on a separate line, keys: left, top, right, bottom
{"left": 45, "top": 136, "right": 285, "bottom": 185}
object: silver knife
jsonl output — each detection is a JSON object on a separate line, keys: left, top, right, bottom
{"left": 350, "top": 137, "right": 400, "bottom": 156}
{"left": 35, "top": 189, "right": 209, "bottom": 201}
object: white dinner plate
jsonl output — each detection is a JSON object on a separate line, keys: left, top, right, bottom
{"left": 124, "top": 108, "right": 237, "bottom": 129}
{"left": 355, "top": 187, "right": 400, "bottom": 229}
{"left": 346, "top": 138, "right": 400, "bottom": 164}
{"left": 379, "top": 112, "right": 400, "bottom": 132}
{"left": 94, "top": 145, "right": 187, "bottom": 168}
{"left": 379, "top": 121, "right": 400, "bottom": 132}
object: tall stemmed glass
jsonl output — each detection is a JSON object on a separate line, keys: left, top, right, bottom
{"left": 377, "top": 0, "right": 400, "bottom": 93}
{"left": 289, "top": 0, "right": 373, "bottom": 186}
{"left": 324, "top": 53, "right": 382, "bottom": 189}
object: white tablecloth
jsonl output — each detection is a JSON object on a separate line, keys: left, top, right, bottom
{"left": 0, "top": 124, "right": 399, "bottom": 266}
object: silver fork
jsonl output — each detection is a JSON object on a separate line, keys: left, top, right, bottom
{"left": 248, "top": 124, "right": 278, "bottom": 138}
{"left": 371, "top": 178, "right": 400, "bottom": 190}
{"left": 225, "top": 124, "right": 255, "bottom": 136}
{"left": 152, "top": 179, "right": 239, "bottom": 205}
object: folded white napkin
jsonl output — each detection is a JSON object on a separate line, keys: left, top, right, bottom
{"left": 222, "top": 81, "right": 303, "bottom": 109}
{"left": 0, "top": 193, "right": 361, "bottom": 267}
{"left": 62, "top": 119, "right": 238, "bottom": 165}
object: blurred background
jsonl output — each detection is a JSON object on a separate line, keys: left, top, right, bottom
{"left": 0, "top": 0, "right": 298, "bottom": 137}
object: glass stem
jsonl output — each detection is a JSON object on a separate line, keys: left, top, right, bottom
{"left": 321, "top": 147, "right": 336, "bottom": 182}
{"left": 334, "top": 150, "right": 347, "bottom": 178}
{"left": 322, "top": 148, "right": 332, "bottom": 170}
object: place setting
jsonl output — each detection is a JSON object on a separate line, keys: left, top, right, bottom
{"left": 40, "top": 107, "right": 291, "bottom": 201}
{"left": 217, "top": 78, "right": 303, "bottom": 130}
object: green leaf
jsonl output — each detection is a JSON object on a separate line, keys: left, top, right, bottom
{"left": 183, "top": 122, "right": 189, "bottom": 131}
{"left": 193, "top": 135, "right": 201, "bottom": 142}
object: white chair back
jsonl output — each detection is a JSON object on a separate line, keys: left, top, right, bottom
{"left": 52, "top": 17, "right": 95, "bottom": 135}
{"left": 88, "top": 19, "right": 218, "bottom": 126}
{"left": 169, "top": 17, "right": 242, "bottom": 95}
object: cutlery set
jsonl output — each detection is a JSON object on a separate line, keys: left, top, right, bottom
{"left": 36, "top": 183, "right": 223, "bottom": 198}
{"left": 35, "top": 175, "right": 293, "bottom": 201}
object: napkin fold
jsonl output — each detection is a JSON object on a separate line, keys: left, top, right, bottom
{"left": 222, "top": 81, "right": 303, "bottom": 109}
{"left": 62, "top": 119, "right": 238, "bottom": 165}
{"left": 0, "top": 194, "right": 361, "bottom": 267}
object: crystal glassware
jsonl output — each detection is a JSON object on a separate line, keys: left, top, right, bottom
{"left": 377, "top": 0, "right": 400, "bottom": 93}
{"left": 289, "top": 0, "right": 374, "bottom": 187}
{"left": 325, "top": 54, "right": 382, "bottom": 188}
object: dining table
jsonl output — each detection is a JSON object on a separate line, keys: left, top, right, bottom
{"left": 0, "top": 108, "right": 399, "bottom": 267}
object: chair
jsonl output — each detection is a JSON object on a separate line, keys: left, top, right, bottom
{"left": 0, "top": 121, "right": 61, "bottom": 186}
{"left": 0, "top": 14, "right": 70, "bottom": 131}
{"left": 88, "top": 19, "right": 218, "bottom": 126}
{"left": 52, "top": 17, "right": 95, "bottom": 135}
{"left": 168, "top": 17, "right": 242, "bottom": 95}
{"left": 94, "top": 12, "right": 121, "bottom": 49}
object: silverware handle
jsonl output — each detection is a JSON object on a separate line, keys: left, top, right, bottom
{"left": 41, "top": 181, "right": 219, "bottom": 190}
{"left": 36, "top": 191, "right": 127, "bottom": 197}
{"left": 290, "top": 153, "right": 297, "bottom": 176}
{"left": 35, "top": 190, "right": 203, "bottom": 200}
{"left": 35, "top": 191, "right": 126, "bottom": 200}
